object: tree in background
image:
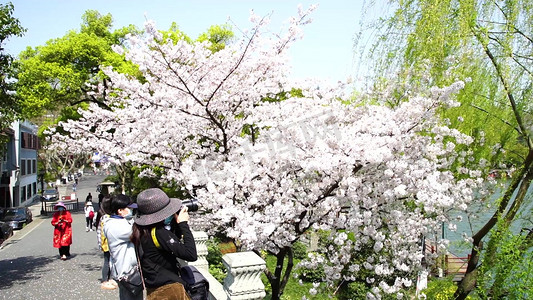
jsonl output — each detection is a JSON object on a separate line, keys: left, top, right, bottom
{"left": 50, "top": 5, "right": 485, "bottom": 299}
{"left": 15, "top": 10, "right": 140, "bottom": 117}
{"left": 0, "top": 2, "right": 25, "bottom": 148}
{"left": 13, "top": 10, "right": 141, "bottom": 178}
{"left": 355, "top": 0, "right": 532, "bottom": 298}
{"left": 18, "top": 9, "right": 235, "bottom": 186}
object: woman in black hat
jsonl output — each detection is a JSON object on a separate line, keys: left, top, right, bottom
{"left": 131, "top": 188, "right": 197, "bottom": 300}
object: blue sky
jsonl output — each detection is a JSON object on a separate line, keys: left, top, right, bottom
{"left": 3, "top": 0, "right": 367, "bottom": 82}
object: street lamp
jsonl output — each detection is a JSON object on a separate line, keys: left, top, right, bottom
{"left": 38, "top": 170, "right": 45, "bottom": 215}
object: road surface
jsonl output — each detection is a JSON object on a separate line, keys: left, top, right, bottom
{"left": 0, "top": 174, "right": 118, "bottom": 300}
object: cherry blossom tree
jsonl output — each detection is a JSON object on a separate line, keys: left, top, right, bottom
{"left": 49, "top": 5, "right": 485, "bottom": 298}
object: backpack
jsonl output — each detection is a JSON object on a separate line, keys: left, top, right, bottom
{"left": 88, "top": 210, "right": 95, "bottom": 219}
{"left": 151, "top": 227, "right": 209, "bottom": 300}
{"left": 180, "top": 265, "right": 209, "bottom": 300}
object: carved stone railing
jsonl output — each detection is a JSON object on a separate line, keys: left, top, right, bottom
{"left": 222, "top": 251, "right": 266, "bottom": 299}
{"left": 181, "top": 231, "right": 266, "bottom": 300}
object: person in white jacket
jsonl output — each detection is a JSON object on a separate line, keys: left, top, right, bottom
{"left": 84, "top": 201, "right": 95, "bottom": 232}
{"left": 104, "top": 194, "right": 141, "bottom": 300}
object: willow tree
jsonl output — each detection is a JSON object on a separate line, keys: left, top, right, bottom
{"left": 355, "top": 0, "right": 532, "bottom": 298}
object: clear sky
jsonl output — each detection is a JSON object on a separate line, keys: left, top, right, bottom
{"left": 3, "top": 0, "right": 366, "bottom": 82}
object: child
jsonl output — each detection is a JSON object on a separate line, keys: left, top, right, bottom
{"left": 84, "top": 201, "right": 95, "bottom": 232}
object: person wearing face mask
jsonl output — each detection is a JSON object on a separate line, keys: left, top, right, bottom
{"left": 130, "top": 188, "right": 197, "bottom": 300}
{"left": 51, "top": 201, "right": 73, "bottom": 260}
{"left": 104, "top": 194, "right": 142, "bottom": 300}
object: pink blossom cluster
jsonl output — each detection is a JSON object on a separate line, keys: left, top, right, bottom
{"left": 49, "top": 5, "right": 483, "bottom": 296}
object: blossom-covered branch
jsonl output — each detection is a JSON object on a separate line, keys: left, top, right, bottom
{"left": 48, "top": 5, "right": 484, "bottom": 297}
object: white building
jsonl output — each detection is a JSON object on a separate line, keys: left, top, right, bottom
{"left": 0, "top": 120, "right": 40, "bottom": 208}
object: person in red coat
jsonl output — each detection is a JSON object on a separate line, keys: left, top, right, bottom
{"left": 51, "top": 201, "right": 73, "bottom": 260}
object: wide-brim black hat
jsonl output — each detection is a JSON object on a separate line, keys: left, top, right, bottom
{"left": 134, "top": 188, "right": 182, "bottom": 226}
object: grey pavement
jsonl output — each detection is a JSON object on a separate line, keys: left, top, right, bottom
{"left": 0, "top": 174, "right": 118, "bottom": 300}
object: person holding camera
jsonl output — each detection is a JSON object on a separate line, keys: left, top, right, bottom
{"left": 131, "top": 188, "right": 197, "bottom": 300}
{"left": 51, "top": 201, "right": 73, "bottom": 260}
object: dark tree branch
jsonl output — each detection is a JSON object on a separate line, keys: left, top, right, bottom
{"left": 79, "top": 86, "right": 111, "bottom": 110}
{"left": 475, "top": 25, "right": 532, "bottom": 149}
{"left": 469, "top": 104, "right": 520, "bottom": 134}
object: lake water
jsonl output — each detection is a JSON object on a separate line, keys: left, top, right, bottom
{"left": 443, "top": 181, "right": 533, "bottom": 256}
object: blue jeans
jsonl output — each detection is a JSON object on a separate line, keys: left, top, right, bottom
{"left": 101, "top": 251, "right": 111, "bottom": 282}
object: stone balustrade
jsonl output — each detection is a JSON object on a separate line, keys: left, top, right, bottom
{"left": 180, "top": 231, "right": 266, "bottom": 300}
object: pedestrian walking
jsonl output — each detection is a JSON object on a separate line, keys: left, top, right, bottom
{"left": 104, "top": 194, "right": 142, "bottom": 300}
{"left": 85, "top": 201, "right": 95, "bottom": 232}
{"left": 131, "top": 188, "right": 197, "bottom": 299}
{"left": 98, "top": 192, "right": 104, "bottom": 206}
{"left": 86, "top": 192, "right": 93, "bottom": 202}
{"left": 95, "top": 196, "right": 118, "bottom": 290}
{"left": 51, "top": 201, "right": 73, "bottom": 260}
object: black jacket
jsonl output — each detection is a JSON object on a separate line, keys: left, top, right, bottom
{"left": 140, "top": 221, "right": 197, "bottom": 288}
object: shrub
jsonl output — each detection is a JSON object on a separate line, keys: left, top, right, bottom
{"left": 294, "top": 253, "right": 325, "bottom": 282}
{"left": 296, "top": 265, "right": 325, "bottom": 282}
{"left": 292, "top": 241, "right": 308, "bottom": 260}
{"left": 423, "top": 278, "right": 461, "bottom": 300}
{"left": 206, "top": 238, "right": 226, "bottom": 283}
{"left": 336, "top": 281, "right": 369, "bottom": 300}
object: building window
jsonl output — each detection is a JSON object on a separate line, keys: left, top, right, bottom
{"left": 21, "top": 186, "right": 26, "bottom": 202}
{"left": 27, "top": 160, "right": 31, "bottom": 175}
{"left": 21, "top": 132, "right": 39, "bottom": 150}
{"left": 21, "top": 159, "right": 26, "bottom": 175}
{"left": 27, "top": 184, "right": 32, "bottom": 199}
{"left": 33, "top": 182, "right": 37, "bottom": 195}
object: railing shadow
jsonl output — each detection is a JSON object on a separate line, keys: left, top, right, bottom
{"left": 0, "top": 256, "right": 56, "bottom": 289}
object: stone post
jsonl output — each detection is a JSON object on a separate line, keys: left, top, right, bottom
{"left": 191, "top": 231, "right": 209, "bottom": 271}
{"left": 178, "top": 231, "right": 209, "bottom": 271}
{"left": 309, "top": 232, "right": 319, "bottom": 252}
{"left": 223, "top": 251, "right": 266, "bottom": 300}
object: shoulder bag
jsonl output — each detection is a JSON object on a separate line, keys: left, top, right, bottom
{"left": 118, "top": 248, "right": 145, "bottom": 296}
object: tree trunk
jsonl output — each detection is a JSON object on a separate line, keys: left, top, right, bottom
{"left": 454, "top": 151, "right": 533, "bottom": 299}
{"left": 265, "top": 246, "right": 294, "bottom": 300}
{"left": 454, "top": 242, "right": 481, "bottom": 300}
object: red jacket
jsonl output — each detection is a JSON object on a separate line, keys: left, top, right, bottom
{"left": 51, "top": 211, "right": 73, "bottom": 248}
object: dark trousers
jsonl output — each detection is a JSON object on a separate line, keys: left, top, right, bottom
{"left": 59, "top": 246, "right": 70, "bottom": 257}
{"left": 86, "top": 217, "right": 93, "bottom": 229}
{"left": 118, "top": 281, "right": 144, "bottom": 300}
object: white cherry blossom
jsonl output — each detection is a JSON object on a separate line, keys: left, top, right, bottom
{"left": 47, "top": 6, "right": 483, "bottom": 296}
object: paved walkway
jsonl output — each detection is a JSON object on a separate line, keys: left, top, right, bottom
{"left": 0, "top": 174, "right": 118, "bottom": 300}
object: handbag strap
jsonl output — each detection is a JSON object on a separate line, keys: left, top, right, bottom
{"left": 135, "top": 244, "right": 146, "bottom": 290}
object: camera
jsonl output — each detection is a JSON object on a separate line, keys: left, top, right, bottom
{"left": 181, "top": 199, "right": 199, "bottom": 212}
